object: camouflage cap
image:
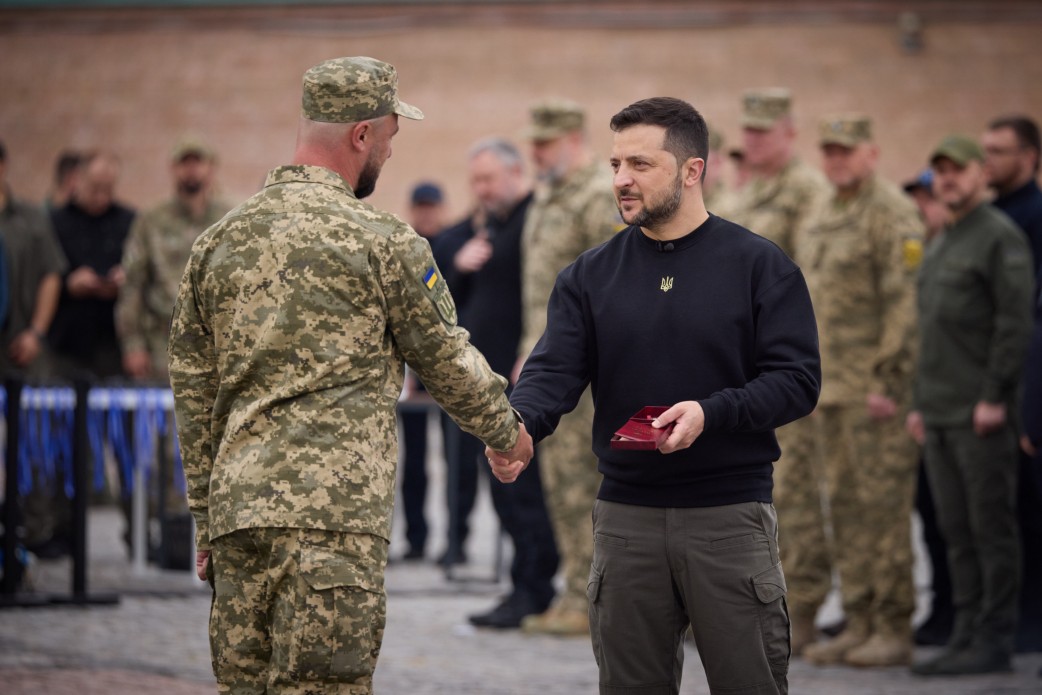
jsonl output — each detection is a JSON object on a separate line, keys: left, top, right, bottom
{"left": 929, "top": 134, "right": 984, "bottom": 167}
{"left": 301, "top": 56, "right": 423, "bottom": 124}
{"left": 170, "top": 134, "right": 216, "bottom": 162}
{"left": 524, "top": 98, "right": 585, "bottom": 140}
{"left": 819, "top": 114, "right": 873, "bottom": 147}
{"left": 741, "top": 88, "right": 792, "bottom": 129}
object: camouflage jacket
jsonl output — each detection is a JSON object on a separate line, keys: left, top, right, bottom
{"left": 116, "top": 196, "right": 230, "bottom": 376}
{"left": 725, "top": 157, "right": 828, "bottom": 258}
{"left": 169, "top": 165, "right": 519, "bottom": 549}
{"left": 520, "top": 161, "right": 620, "bottom": 357}
{"left": 798, "top": 174, "right": 925, "bottom": 405}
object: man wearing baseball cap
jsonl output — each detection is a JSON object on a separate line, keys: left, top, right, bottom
{"left": 907, "top": 134, "right": 1035, "bottom": 676}
{"left": 169, "top": 56, "right": 532, "bottom": 692}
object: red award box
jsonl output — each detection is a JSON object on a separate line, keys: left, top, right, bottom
{"left": 610, "top": 406, "right": 673, "bottom": 450}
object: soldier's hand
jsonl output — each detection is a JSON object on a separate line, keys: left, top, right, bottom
{"left": 196, "top": 549, "right": 211, "bottom": 582}
{"left": 485, "top": 423, "right": 533, "bottom": 483}
{"left": 973, "top": 400, "right": 1007, "bottom": 437}
{"left": 866, "top": 393, "right": 897, "bottom": 421}
{"left": 905, "top": 410, "right": 925, "bottom": 445}
{"left": 123, "top": 350, "right": 153, "bottom": 380}
{"left": 1021, "top": 435, "right": 1038, "bottom": 458}
{"left": 8, "top": 329, "right": 42, "bottom": 367}
{"left": 654, "top": 401, "right": 705, "bottom": 454}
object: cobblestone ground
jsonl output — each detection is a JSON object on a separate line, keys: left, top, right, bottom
{"left": 3, "top": 459, "right": 1041, "bottom": 694}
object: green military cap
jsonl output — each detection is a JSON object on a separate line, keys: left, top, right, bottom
{"left": 819, "top": 114, "right": 873, "bottom": 147}
{"left": 929, "top": 134, "right": 985, "bottom": 167}
{"left": 524, "top": 98, "right": 585, "bottom": 140}
{"left": 170, "top": 134, "right": 216, "bottom": 162}
{"left": 301, "top": 56, "right": 423, "bottom": 124}
{"left": 741, "top": 88, "right": 792, "bottom": 129}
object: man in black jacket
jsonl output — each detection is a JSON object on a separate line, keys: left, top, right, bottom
{"left": 491, "top": 98, "right": 820, "bottom": 694}
{"left": 434, "top": 137, "right": 559, "bottom": 628}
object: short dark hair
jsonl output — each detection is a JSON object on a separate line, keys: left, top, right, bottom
{"left": 609, "top": 97, "right": 709, "bottom": 179}
{"left": 988, "top": 114, "right": 1041, "bottom": 173}
{"left": 55, "top": 150, "right": 81, "bottom": 184}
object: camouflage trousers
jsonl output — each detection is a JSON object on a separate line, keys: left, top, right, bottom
{"left": 209, "top": 527, "right": 389, "bottom": 694}
{"left": 819, "top": 404, "right": 917, "bottom": 636}
{"left": 773, "top": 415, "right": 830, "bottom": 617}
{"left": 538, "top": 389, "right": 600, "bottom": 613}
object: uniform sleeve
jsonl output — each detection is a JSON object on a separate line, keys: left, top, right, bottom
{"left": 33, "top": 209, "right": 68, "bottom": 276}
{"left": 376, "top": 227, "right": 519, "bottom": 453}
{"left": 168, "top": 254, "right": 219, "bottom": 550}
{"left": 981, "top": 231, "right": 1036, "bottom": 403}
{"left": 868, "top": 206, "right": 924, "bottom": 400}
{"left": 115, "top": 214, "right": 150, "bottom": 354}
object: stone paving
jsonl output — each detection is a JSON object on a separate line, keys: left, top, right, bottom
{"left": 2, "top": 456, "right": 1041, "bottom": 694}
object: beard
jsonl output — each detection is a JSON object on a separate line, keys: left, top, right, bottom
{"left": 619, "top": 170, "right": 684, "bottom": 229}
{"left": 355, "top": 151, "right": 383, "bottom": 199}
{"left": 177, "top": 179, "right": 204, "bottom": 196}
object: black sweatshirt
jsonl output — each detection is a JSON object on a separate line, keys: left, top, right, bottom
{"left": 511, "top": 214, "right": 821, "bottom": 508}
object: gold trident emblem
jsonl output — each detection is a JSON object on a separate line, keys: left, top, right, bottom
{"left": 660, "top": 276, "right": 674, "bottom": 292}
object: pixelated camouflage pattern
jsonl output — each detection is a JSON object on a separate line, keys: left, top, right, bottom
{"left": 539, "top": 390, "right": 600, "bottom": 611}
{"left": 210, "top": 527, "right": 387, "bottom": 693}
{"left": 773, "top": 415, "right": 831, "bottom": 615}
{"left": 819, "top": 404, "right": 917, "bottom": 635}
{"left": 520, "top": 160, "right": 621, "bottom": 357}
{"left": 818, "top": 114, "right": 873, "bottom": 147}
{"left": 724, "top": 158, "right": 828, "bottom": 258}
{"left": 741, "top": 88, "right": 792, "bottom": 129}
{"left": 116, "top": 197, "right": 230, "bottom": 378}
{"left": 520, "top": 159, "right": 619, "bottom": 610}
{"left": 169, "top": 165, "right": 517, "bottom": 550}
{"left": 798, "top": 174, "right": 924, "bottom": 405}
{"left": 524, "top": 98, "right": 585, "bottom": 140}
{"left": 302, "top": 56, "right": 423, "bottom": 124}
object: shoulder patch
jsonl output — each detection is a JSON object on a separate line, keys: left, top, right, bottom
{"left": 421, "top": 264, "right": 456, "bottom": 324}
{"left": 903, "top": 238, "right": 923, "bottom": 270}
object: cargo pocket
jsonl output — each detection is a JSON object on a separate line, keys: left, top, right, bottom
{"left": 587, "top": 564, "right": 604, "bottom": 666}
{"left": 751, "top": 562, "right": 790, "bottom": 671}
{"left": 291, "top": 546, "right": 385, "bottom": 684}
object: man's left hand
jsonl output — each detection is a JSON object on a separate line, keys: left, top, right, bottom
{"left": 653, "top": 401, "right": 705, "bottom": 454}
{"left": 866, "top": 393, "right": 897, "bottom": 421}
{"left": 973, "top": 400, "right": 1007, "bottom": 437}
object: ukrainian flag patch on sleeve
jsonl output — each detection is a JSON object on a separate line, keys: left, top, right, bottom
{"left": 423, "top": 266, "right": 438, "bottom": 290}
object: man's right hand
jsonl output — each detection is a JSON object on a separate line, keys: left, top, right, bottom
{"left": 485, "top": 422, "right": 533, "bottom": 483}
{"left": 67, "top": 266, "right": 103, "bottom": 298}
{"left": 454, "top": 233, "right": 493, "bottom": 274}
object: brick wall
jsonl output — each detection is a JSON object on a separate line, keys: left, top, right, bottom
{"left": 2, "top": 3, "right": 1040, "bottom": 222}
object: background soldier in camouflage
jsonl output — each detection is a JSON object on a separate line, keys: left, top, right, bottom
{"left": 798, "top": 116, "right": 925, "bottom": 668}
{"left": 514, "top": 99, "right": 621, "bottom": 637}
{"left": 169, "top": 56, "right": 533, "bottom": 694}
{"left": 117, "top": 135, "right": 229, "bottom": 382}
{"left": 723, "top": 88, "right": 830, "bottom": 655}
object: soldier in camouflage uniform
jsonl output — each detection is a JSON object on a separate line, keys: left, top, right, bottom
{"left": 797, "top": 116, "right": 925, "bottom": 668}
{"left": 724, "top": 89, "right": 830, "bottom": 655}
{"left": 516, "top": 99, "right": 621, "bottom": 637}
{"left": 169, "top": 57, "right": 533, "bottom": 694}
{"left": 117, "top": 135, "right": 229, "bottom": 382}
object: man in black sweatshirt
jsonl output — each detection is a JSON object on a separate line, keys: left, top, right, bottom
{"left": 490, "top": 97, "right": 820, "bottom": 694}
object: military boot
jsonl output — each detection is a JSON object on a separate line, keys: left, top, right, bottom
{"left": 522, "top": 604, "right": 590, "bottom": 636}
{"left": 803, "top": 618, "right": 869, "bottom": 666}
{"left": 789, "top": 608, "right": 818, "bottom": 657}
{"left": 844, "top": 632, "right": 913, "bottom": 667}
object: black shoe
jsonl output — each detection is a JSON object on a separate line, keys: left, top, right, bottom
{"left": 468, "top": 593, "right": 548, "bottom": 629}
{"left": 912, "top": 646, "right": 1012, "bottom": 676}
{"left": 401, "top": 546, "right": 425, "bottom": 562}
{"left": 914, "top": 611, "right": 954, "bottom": 646}
{"left": 819, "top": 616, "right": 846, "bottom": 638}
{"left": 438, "top": 547, "right": 467, "bottom": 567}
{"left": 26, "top": 536, "right": 71, "bottom": 560}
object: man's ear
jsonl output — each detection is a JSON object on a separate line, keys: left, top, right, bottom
{"left": 349, "top": 121, "right": 371, "bottom": 152}
{"left": 685, "top": 157, "right": 705, "bottom": 187}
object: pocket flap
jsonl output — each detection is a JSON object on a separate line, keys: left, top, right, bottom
{"left": 587, "top": 565, "right": 603, "bottom": 603}
{"left": 751, "top": 562, "right": 786, "bottom": 604}
{"left": 299, "top": 546, "right": 381, "bottom": 593}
